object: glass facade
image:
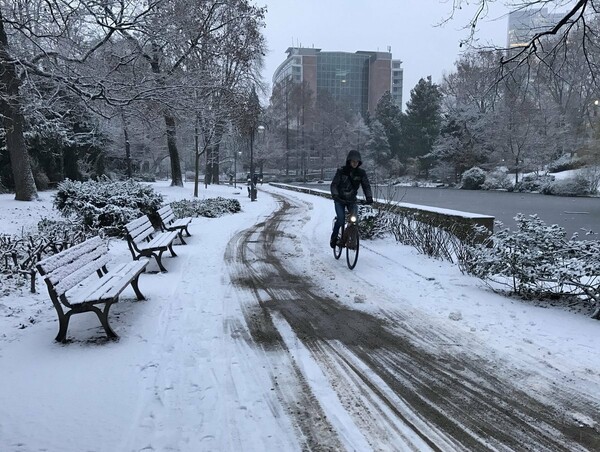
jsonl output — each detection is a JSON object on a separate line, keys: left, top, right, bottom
{"left": 316, "top": 52, "right": 370, "bottom": 114}
{"left": 273, "top": 48, "right": 403, "bottom": 116}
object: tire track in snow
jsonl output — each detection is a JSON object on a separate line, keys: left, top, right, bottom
{"left": 227, "top": 191, "right": 600, "bottom": 451}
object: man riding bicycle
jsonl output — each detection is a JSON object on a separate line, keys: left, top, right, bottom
{"left": 330, "top": 150, "right": 373, "bottom": 248}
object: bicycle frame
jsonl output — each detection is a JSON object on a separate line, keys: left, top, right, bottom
{"left": 332, "top": 209, "right": 360, "bottom": 269}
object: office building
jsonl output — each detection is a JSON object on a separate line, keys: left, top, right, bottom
{"left": 507, "top": 8, "right": 563, "bottom": 48}
{"left": 272, "top": 47, "right": 403, "bottom": 116}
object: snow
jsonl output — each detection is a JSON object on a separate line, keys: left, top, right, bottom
{"left": 274, "top": 183, "right": 494, "bottom": 219}
{"left": 0, "top": 180, "right": 599, "bottom": 451}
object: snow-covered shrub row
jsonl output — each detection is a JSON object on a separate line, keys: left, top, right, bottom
{"left": 460, "top": 167, "right": 486, "bottom": 190}
{"left": 170, "top": 197, "right": 241, "bottom": 219}
{"left": 464, "top": 214, "right": 600, "bottom": 319}
{"left": 53, "top": 178, "right": 163, "bottom": 236}
{"left": 386, "top": 208, "right": 484, "bottom": 262}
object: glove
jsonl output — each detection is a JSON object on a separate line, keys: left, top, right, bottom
{"left": 332, "top": 195, "right": 340, "bottom": 202}
{"left": 366, "top": 198, "right": 373, "bottom": 204}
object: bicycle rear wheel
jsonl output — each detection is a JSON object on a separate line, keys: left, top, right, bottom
{"left": 333, "top": 224, "right": 343, "bottom": 259}
{"left": 345, "top": 225, "right": 359, "bottom": 269}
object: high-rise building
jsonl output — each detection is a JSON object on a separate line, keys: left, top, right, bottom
{"left": 507, "top": 8, "right": 563, "bottom": 48}
{"left": 272, "top": 47, "right": 403, "bottom": 116}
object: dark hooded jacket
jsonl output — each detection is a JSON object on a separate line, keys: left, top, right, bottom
{"left": 330, "top": 150, "right": 373, "bottom": 203}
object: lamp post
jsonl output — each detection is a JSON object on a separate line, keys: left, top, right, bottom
{"left": 234, "top": 150, "right": 241, "bottom": 188}
{"left": 250, "top": 126, "right": 257, "bottom": 201}
{"left": 257, "top": 125, "right": 265, "bottom": 183}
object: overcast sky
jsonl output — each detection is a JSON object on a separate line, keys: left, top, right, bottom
{"left": 258, "top": 0, "right": 512, "bottom": 109}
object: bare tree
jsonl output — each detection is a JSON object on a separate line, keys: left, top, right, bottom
{"left": 451, "top": 1, "right": 600, "bottom": 88}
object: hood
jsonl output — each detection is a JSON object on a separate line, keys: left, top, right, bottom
{"left": 345, "top": 150, "right": 362, "bottom": 166}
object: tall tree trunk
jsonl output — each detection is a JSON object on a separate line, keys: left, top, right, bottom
{"left": 164, "top": 114, "right": 183, "bottom": 186}
{"left": 121, "top": 109, "right": 132, "bottom": 179}
{"left": 0, "top": 16, "right": 37, "bottom": 201}
{"left": 205, "top": 120, "right": 225, "bottom": 185}
{"left": 150, "top": 45, "right": 182, "bottom": 187}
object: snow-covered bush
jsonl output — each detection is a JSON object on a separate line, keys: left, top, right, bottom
{"left": 170, "top": 197, "right": 241, "bottom": 219}
{"left": 513, "top": 173, "right": 555, "bottom": 193}
{"left": 460, "top": 167, "right": 486, "bottom": 190}
{"left": 464, "top": 214, "right": 600, "bottom": 319}
{"left": 542, "top": 174, "right": 592, "bottom": 197}
{"left": 53, "top": 178, "right": 163, "bottom": 236}
{"left": 581, "top": 165, "right": 600, "bottom": 195}
{"left": 481, "top": 168, "right": 512, "bottom": 191}
{"left": 547, "top": 154, "right": 583, "bottom": 173}
{"left": 357, "top": 205, "right": 389, "bottom": 239}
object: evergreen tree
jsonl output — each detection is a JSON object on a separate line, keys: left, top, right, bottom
{"left": 365, "top": 120, "right": 391, "bottom": 168}
{"left": 400, "top": 77, "right": 442, "bottom": 161}
{"left": 374, "top": 92, "right": 402, "bottom": 158}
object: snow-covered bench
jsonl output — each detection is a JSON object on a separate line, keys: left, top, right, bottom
{"left": 157, "top": 204, "right": 192, "bottom": 244}
{"left": 124, "top": 215, "right": 178, "bottom": 272}
{"left": 36, "top": 236, "right": 148, "bottom": 342}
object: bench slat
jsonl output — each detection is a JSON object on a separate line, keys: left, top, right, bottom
{"left": 74, "top": 260, "right": 148, "bottom": 303}
{"left": 38, "top": 236, "right": 105, "bottom": 274}
{"left": 52, "top": 254, "right": 111, "bottom": 297}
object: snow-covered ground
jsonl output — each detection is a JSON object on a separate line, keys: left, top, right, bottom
{"left": 0, "top": 181, "right": 599, "bottom": 451}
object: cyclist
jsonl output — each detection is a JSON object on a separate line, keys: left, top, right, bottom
{"left": 330, "top": 149, "right": 373, "bottom": 248}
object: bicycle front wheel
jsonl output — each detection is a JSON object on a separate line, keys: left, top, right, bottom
{"left": 333, "top": 224, "right": 343, "bottom": 259}
{"left": 345, "top": 225, "right": 359, "bottom": 269}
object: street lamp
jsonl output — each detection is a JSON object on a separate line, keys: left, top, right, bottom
{"left": 234, "top": 150, "right": 241, "bottom": 188}
{"left": 257, "top": 125, "right": 265, "bottom": 183}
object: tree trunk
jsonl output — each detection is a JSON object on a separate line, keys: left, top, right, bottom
{"left": 121, "top": 109, "right": 132, "bottom": 179}
{"left": 0, "top": 16, "right": 37, "bottom": 201}
{"left": 205, "top": 120, "right": 225, "bottom": 185}
{"left": 164, "top": 114, "right": 183, "bottom": 186}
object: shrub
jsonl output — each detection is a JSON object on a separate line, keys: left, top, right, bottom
{"left": 514, "top": 173, "right": 555, "bottom": 193}
{"left": 464, "top": 214, "right": 600, "bottom": 318}
{"left": 53, "top": 178, "right": 163, "bottom": 236}
{"left": 541, "top": 174, "right": 591, "bottom": 197}
{"left": 170, "top": 197, "right": 241, "bottom": 219}
{"left": 460, "top": 167, "right": 486, "bottom": 190}
{"left": 358, "top": 205, "right": 389, "bottom": 239}
{"left": 547, "top": 154, "right": 583, "bottom": 173}
{"left": 481, "top": 168, "right": 512, "bottom": 191}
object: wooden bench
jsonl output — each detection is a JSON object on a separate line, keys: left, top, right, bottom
{"left": 124, "top": 215, "right": 179, "bottom": 272}
{"left": 157, "top": 204, "right": 192, "bottom": 244}
{"left": 36, "top": 236, "right": 148, "bottom": 342}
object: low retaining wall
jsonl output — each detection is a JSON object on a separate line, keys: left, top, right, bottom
{"left": 269, "top": 183, "right": 494, "bottom": 242}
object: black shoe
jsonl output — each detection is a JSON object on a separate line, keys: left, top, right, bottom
{"left": 330, "top": 239, "right": 336, "bottom": 249}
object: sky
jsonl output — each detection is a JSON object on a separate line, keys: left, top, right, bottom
{"left": 0, "top": 181, "right": 599, "bottom": 450}
{"left": 258, "top": 0, "right": 512, "bottom": 108}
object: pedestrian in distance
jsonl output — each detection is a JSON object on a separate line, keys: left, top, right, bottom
{"left": 330, "top": 150, "right": 373, "bottom": 248}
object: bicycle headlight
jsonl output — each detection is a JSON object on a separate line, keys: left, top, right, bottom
{"left": 350, "top": 215, "right": 357, "bottom": 223}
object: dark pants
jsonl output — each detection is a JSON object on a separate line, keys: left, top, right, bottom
{"left": 331, "top": 200, "right": 357, "bottom": 242}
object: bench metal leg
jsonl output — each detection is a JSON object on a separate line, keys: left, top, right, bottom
{"left": 131, "top": 275, "right": 146, "bottom": 300}
{"left": 183, "top": 226, "right": 191, "bottom": 237}
{"left": 167, "top": 243, "right": 177, "bottom": 257}
{"left": 90, "top": 302, "right": 118, "bottom": 340}
{"left": 153, "top": 250, "right": 168, "bottom": 272}
{"left": 177, "top": 231, "right": 187, "bottom": 245}
{"left": 54, "top": 307, "right": 71, "bottom": 343}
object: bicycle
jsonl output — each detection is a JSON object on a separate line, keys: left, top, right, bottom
{"left": 332, "top": 201, "right": 366, "bottom": 270}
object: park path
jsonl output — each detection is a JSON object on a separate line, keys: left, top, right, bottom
{"left": 226, "top": 188, "right": 600, "bottom": 451}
